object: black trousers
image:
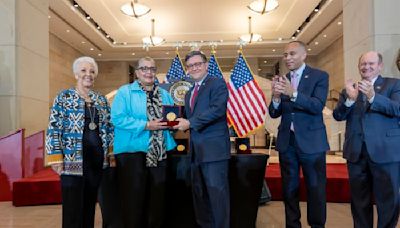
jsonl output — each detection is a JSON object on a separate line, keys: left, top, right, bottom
{"left": 116, "top": 152, "right": 167, "bottom": 228}
{"left": 98, "top": 167, "right": 123, "bottom": 228}
{"left": 61, "top": 145, "right": 103, "bottom": 228}
{"left": 279, "top": 132, "right": 327, "bottom": 228}
{"left": 348, "top": 142, "right": 400, "bottom": 228}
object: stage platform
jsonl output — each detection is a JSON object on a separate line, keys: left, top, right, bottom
{"left": 265, "top": 163, "right": 350, "bottom": 203}
{"left": 12, "top": 155, "right": 350, "bottom": 207}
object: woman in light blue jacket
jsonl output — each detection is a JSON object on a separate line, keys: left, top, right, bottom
{"left": 111, "top": 57, "right": 176, "bottom": 228}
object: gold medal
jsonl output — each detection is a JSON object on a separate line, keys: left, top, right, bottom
{"left": 166, "top": 112, "right": 177, "bottom": 121}
{"left": 177, "top": 145, "right": 185, "bottom": 152}
{"left": 239, "top": 144, "right": 247, "bottom": 151}
{"left": 89, "top": 122, "right": 97, "bottom": 130}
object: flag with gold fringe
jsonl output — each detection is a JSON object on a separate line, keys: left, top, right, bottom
{"left": 166, "top": 52, "right": 188, "bottom": 82}
{"left": 227, "top": 52, "right": 267, "bottom": 137}
{"left": 207, "top": 53, "right": 223, "bottom": 78}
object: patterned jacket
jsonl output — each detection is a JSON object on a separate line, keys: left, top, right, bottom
{"left": 45, "top": 88, "right": 113, "bottom": 176}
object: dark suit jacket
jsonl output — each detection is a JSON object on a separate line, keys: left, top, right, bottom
{"left": 268, "top": 65, "right": 330, "bottom": 153}
{"left": 333, "top": 75, "right": 400, "bottom": 163}
{"left": 184, "top": 75, "right": 230, "bottom": 163}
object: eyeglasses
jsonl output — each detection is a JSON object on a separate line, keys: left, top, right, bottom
{"left": 137, "top": 66, "right": 157, "bottom": 73}
{"left": 186, "top": 62, "right": 205, "bottom": 69}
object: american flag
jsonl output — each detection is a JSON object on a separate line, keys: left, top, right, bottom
{"left": 227, "top": 53, "right": 267, "bottom": 137}
{"left": 166, "top": 53, "right": 188, "bottom": 82}
{"left": 207, "top": 53, "right": 223, "bottom": 78}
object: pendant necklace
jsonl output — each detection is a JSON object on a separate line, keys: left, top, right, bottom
{"left": 87, "top": 103, "right": 97, "bottom": 130}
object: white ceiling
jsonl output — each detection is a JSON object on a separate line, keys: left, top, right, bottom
{"left": 49, "top": 0, "right": 343, "bottom": 67}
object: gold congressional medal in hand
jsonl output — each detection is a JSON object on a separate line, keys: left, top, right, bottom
{"left": 239, "top": 144, "right": 247, "bottom": 151}
{"left": 166, "top": 112, "right": 177, "bottom": 121}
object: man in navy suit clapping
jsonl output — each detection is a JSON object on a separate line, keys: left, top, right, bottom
{"left": 333, "top": 51, "right": 400, "bottom": 228}
{"left": 269, "top": 41, "right": 330, "bottom": 228}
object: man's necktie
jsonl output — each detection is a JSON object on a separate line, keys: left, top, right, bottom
{"left": 190, "top": 84, "right": 199, "bottom": 112}
{"left": 291, "top": 72, "right": 299, "bottom": 90}
{"left": 290, "top": 72, "right": 298, "bottom": 131}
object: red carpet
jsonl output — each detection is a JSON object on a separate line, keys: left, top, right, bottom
{"left": 12, "top": 168, "right": 61, "bottom": 206}
{"left": 265, "top": 163, "right": 350, "bottom": 202}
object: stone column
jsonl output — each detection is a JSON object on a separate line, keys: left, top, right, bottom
{"left": 343, "top": 0, "right": 400, "bottom": 81}
{"left": 0, "top": 0, "right": 49, "bottom": 136}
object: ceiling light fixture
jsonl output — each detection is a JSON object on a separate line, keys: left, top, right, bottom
{"left": 142, "top": 18, "right": 165, "bottom": 47}
{"left": 239, "top": 16, "right": 262, "bottom": 44}
{"left": 121, "top": 0, "right": 151, "bottom": 18}
{"left": 247, "top": 0, "right": 279, "bottom": 15}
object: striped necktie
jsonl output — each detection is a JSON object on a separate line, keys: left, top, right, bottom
{"left": 190, "top": 83, "right": 199, "bottom": 112}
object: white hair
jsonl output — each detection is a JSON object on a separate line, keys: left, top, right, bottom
{"left": 72, "top": 56, "right": 98, "bottom": 76}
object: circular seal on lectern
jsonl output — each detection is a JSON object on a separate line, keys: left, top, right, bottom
{"left": 169, "top": 81, "right": 192, "bottom": 106}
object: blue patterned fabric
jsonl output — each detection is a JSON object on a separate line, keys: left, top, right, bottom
{"left": 45, "top": 88, "right": 113, "bottom": 176}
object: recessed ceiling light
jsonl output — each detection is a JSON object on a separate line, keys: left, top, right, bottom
{"left": 337, "top": 21, "right": 342, "bottom": 25}
{"left": 314, "top": 41, "right": 319, "bottom": 45}
{"left": 66, "top": 29, "right": 70, "bottom": 33}
{"left": 48, "top": 15, "right": 51, "bottom": 19}
{"left": 296, "top": 29, "right": 300, "bottom": 33}
{"left": 97, "top": 26, "right": 101, "bottom": 30}
{"left": 272, "top": 49, "right": 276, "bottom": 52}
{"left": 98, "top": 53, "right": 102, "bottom": 56}
{"left": 123, "top": 42, "right": 127, "bottom": 45}
{"left": 220, "top": 39, "right": 224, "bottom": 43}
{"left": 131, "top": 53, "right": 135, "bottom": 56}
{"left": 264, "top": 60, "right": 267, "bottom": 63}
{"left": 86, "top": 16, "right": 91, "bottom": 20}
{"left": 291, "top": 36, "right": 296, "bottom": 40}
{"left": 323, "top": 34, "right": 327, "bottom": 38}
{"left": 81, "top": 41, "right": 86, "bottom": 44}
{"left": 200, "top": 40, "right": 204, "bottom": 43}
{"left": 258, "top": 68, "right": 262, "bottom": 71}
{"left": 90, "top": 48, "right": 94, "bottom": 51}
{"left": 74, "top": 4, "right": 79, "bottom": 8}
{"left": 113, "top": 41, "right": 117, "bottom": 44}
{"left": 308, "top": 48, "right": 312, "bottom": 51}
{"left": 106, "top": 34, "right": 110, "bottom": 38}
{"left": 165, "top": 52, "right": 169, "bottom": 55}
{"left": 314, "top": 9, "right": 319, "bottom": 12}
{"left": 278, "top": 37, "right": 282, "bottom": 41}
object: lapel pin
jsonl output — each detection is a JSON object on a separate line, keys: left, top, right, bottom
{"left": 376, "top": 86, "right": 381, "bottom": 90}
{"left": 304, "top": 75, "right": 309, "bottom": 79}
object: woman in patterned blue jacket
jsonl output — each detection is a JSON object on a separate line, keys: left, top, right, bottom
{"left": 45, "top": 56, "right": 114, "bottom": 228}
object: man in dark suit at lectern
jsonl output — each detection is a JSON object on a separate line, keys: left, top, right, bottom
{"left": 333, "top": 51, "right": 400, "bottom": 228}
{"left": 174, "top": 51, "right": 230, "bottom": 228}
{"left": 269, "top": 41, "right": 329, "bottom": 228}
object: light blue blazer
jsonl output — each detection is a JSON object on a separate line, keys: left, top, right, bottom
{"left": 111, "top": 81, "right": 176, "bottom": 154}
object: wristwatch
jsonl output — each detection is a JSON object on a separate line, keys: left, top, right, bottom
{"left": 290, "top": 91, "right": 298, "bottom": 101}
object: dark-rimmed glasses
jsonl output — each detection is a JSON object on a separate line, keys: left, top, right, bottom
{"left": 137, "top": 66, "right": 157, "bottom": 73}
{"left": 186, "top": 62, "right": 205, "bottom": 69}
